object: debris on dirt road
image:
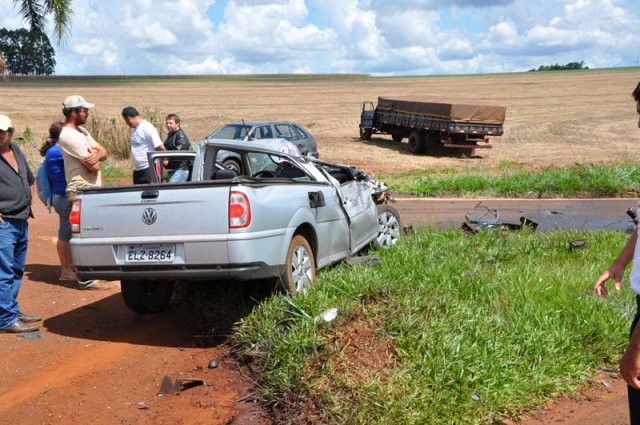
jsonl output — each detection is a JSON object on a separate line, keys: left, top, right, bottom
{"left": 158, "top": 375, "right": 206, "bottom": 396}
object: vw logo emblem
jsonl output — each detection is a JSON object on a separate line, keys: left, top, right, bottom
{"left": 142, "top": 208, "right": 157, "bottom": 225}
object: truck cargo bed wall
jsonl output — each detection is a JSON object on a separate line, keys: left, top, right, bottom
{"left": 377, "top": 96, "right": 506, "bottom": 124}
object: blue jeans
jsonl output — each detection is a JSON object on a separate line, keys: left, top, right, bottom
{"left": 0, "top": 218, "right": 28, "bottom": 329}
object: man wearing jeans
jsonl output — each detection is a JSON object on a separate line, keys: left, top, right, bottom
{"left": 594, "top": 81, "right": 640, "bottom": 424}
{"left": 0, "top": 115, "right": 41, "bottom": 333}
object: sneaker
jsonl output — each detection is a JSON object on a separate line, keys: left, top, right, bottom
{"left": 77, "top": 280, "right": 114, "bottom": 290}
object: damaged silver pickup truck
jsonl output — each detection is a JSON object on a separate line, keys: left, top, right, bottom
{"left": 70, "top": 138, "right": 402, "bottom": 313}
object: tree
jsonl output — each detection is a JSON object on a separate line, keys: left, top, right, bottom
{"left": 0, "top": 28, "right": 56, "bottom": 75}
{"left": 0, "top": 1, "right": 72, "bottom": 75}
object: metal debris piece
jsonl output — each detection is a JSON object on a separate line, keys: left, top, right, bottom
{"left": 136, "top": 401, "right": 149, "bottom": 410}
{"left": 315, "top": 307, "right": 338, "bottom": 324}
{"left": 601, "top": 380, "right": 611, "bottom": 389}
{"left": 462, "top": 206, "right": 537, "bottom": 234}
{"left": 346, "top": 255, "right": 382, "bottom": 266}
{"left": 208, "top": 358, "right": 218, "bottom": 369}
{"left": 471, "top": 393, "right": 481, "bottom": 401}
{"left": 569, "top": 239, "right": 587, "bottom": 250}
{"left": 158, "top": 375, "right": 205, "bottom": 395}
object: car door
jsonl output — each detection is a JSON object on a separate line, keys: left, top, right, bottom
{"left": 312, "top": 164, "right": 378, "bottom": 257}
{"left": 336, "top": 180, "right": 378, "bottom": 253}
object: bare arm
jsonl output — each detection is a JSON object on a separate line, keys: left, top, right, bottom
{"left": 83, "top": 144, "right": 108, "bottom": 173}
{"left": 594, "top": 231, "right": 637, "bottom": 297}
{"left": 621, "top": 320, "right": 640, "bottom": 389}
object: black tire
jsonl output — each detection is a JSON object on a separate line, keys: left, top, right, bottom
{"left": 373, "top": 204, "right": 402, "bottom": 249}
{"left": 425, "top": 132, "right": 444, "bottom": 155}
{"left": 120, "top": 280, "right": 174, "bottom": 314}
{"left": 282, "top": 235, "right": 316, "bottom": 294}
{"left": 222, "top": 158, "right": 241, "bottom": 173}
{"left": 359, "top": 127, "right": 372, "bottom": 141}
{"left": 408, "top": 130, "right": 426, "bottom": 154}
{"left": 391, "top": 133, "right": 403, "bottom": 143}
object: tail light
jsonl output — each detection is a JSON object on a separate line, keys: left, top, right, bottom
{"left": 229, "top": 191, "right": 251, "bottom": 228}
{"left": 70, "top": 199, "right": 81, "bottom": 233}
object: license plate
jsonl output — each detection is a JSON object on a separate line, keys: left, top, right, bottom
{"left": 125, "top": 245, "right": 175, "bottom": 263}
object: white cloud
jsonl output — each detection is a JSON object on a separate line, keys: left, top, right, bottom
{"left": 0, "top": 0, "right": 637, "bottom": 75}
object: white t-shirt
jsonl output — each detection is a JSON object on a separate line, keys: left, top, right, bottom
{"left": 131, "top": 120, "right": 163, "bottom": 171}
{"left": 58, "top": 126, "right": 102, "bottom": 195}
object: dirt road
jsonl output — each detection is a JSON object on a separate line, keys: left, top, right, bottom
{"left": 1, "top": 197, "right": 635, "bottom": 424}
{"left": 0, "top": 200, "right": 268, "bottom": 425}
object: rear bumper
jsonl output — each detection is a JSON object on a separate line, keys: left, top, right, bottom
{"left": 71, "top": 229, "right": 290, "bottom": 282}
{"left": 76, "top": 262, "right": 283, "bottom": 282}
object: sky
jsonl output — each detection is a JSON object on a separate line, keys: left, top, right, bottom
{"left": 1, "top": 0, "right": 638, "bottom": 76}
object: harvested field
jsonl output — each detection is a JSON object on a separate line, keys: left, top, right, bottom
{"left": 3, "top": 69, "right": 640, "bottom": 174}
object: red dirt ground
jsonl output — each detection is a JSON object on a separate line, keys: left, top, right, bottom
{"left": 0, "top": 200, "right": 269, "bottom": 425}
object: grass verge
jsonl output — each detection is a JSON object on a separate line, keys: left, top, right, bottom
{"left": 233, "top": 228, "right": 633, "bottom": 424}
{"left": 381, "top": 161, "right": 640, "bottom": 198}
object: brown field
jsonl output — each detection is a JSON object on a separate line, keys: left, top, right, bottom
{"left": 3, "top": 68, "right": 640, "bottom": 174}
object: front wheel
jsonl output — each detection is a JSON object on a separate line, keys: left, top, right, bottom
{"left": 282, "top": 235, "right": 316, "bottom": 294}
{"left": 121, "top": 280, "right": 174, "bottom": 314}
{"left": 359, "top": 127, "right": 372, "bottom": 141}
{"left": 373, "top": 204, "right": 402, "bottom": 249}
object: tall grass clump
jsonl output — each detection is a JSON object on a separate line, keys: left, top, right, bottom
{"left": 234, "top": 229, "right": 632, "bottom": 424}
{"left": 85, "top": 106, "right": 163, "bottom": 160}
{"left": 383, "top": 161, "right": 640, "bottom": 197}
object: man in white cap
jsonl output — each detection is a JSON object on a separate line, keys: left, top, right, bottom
{"left": 58, "top": 96, "right": 110, "bottom": 290}
{"left": 0, "top": 114, "right": 41, "bottom": 332}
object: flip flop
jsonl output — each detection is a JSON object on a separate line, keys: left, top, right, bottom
{"left": 59, "top": 275, "right": 78, "bottom": 282}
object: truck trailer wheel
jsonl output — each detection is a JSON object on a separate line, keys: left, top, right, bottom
{"left": 425, "top": 132, "right": 444, "bottom": 155}
{"left": 282, "top": 235, "right": 316, "bottom": 294}
{"left": 408, "top": 130, "right": 426, "bottom": 154}
{"left": 121, "top": 279, "right": 174, "bottom": 314}
{"left": 373, "top": 204, "right": 402, "bottom": 249}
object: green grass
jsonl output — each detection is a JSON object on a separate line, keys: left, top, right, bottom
{"left": 381, "top": 161, "right": 640, "bottom": 197}
{"left": 234, "top": 229, "right": 633, "bottom": 424}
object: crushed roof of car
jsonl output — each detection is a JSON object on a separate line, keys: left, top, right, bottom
{"left": 201, "top": 138, "right": 303, "bottom": 157}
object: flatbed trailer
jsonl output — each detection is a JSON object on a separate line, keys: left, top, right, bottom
{"left": 359, "top": 96, "right": 506, "bottom": 156}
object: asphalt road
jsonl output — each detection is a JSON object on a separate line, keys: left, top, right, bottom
{"left": 393, "top": 197, "right": 639, "bottom": 233}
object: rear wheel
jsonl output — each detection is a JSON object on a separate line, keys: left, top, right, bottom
{"left": 373, "top": 204, "right": 402, "bottom": 249}
{"left": 425, "top": 132, "right": 444, "bottom": 155}
{"left": 121, "top": 280, "right": 174, "bottom": 314}
{"left": 408, "top": 130, "right": 426, "bottom": 154}
{"left": 282, "top": 235, "right": 316, "bottom": 294}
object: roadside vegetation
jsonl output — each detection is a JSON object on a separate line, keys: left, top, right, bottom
{"left": 381, "top": 161, "right": 640, "bottom": 198}
{"left": 233, "top": 228, "right": 632, "bottom": 424}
